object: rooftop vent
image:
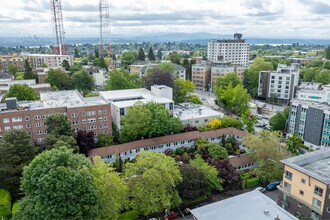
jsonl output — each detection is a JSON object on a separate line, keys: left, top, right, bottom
{"left": 263, "top": 210, "right": 269, "bottom": 215}
{"left": 5, "top": 97, "right": 17, "bottom": 109}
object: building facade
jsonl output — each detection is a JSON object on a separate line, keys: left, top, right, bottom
{"left": 129, "top": 63, "right": 186, "bottom": 79}
{"left": 88, "top": 127, "right": 247, "bottom": 163}
{"left": 0, "top": 54, "right": 24, "bottom": 73}
{"left": 192, "top": 64, "right": 211, "bottom": 90}
{"left": 21, "top": 53, "right": 73, "bottom": 69}
{"left": 0, "top": 79, "right": 50, "bottom": 94}
{"left": 278, "top": 149, "right": 330, "bottom": 220}
{"left": 207, "top": 33, "right": 249, "bottom": 66}
{"left": 0, "top": 90, "right": 111, "bottom": 145}
{"left": 297, "top": 83, "right": 330, "bottom": 104}
{"left": 258, "top": 64, "right": 299, "bottom": 103}
{"left": 210, "top": 65, "right": 246, "bottom": 90}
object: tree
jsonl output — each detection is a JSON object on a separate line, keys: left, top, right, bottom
{"left": 8, "top": 64, "right": 18, "bottom": 75}
{"left": 158, "top": 62, "right": 175, "bottom": 74}
{"left": 96, "top": 134, "right": 114, "bottom": 147}
{"left": 0, "top": 130, "right": 35, "bottom": 199}
{"left": 302, "top": 67, "right": 320, "bottom": 82}
{"left": 45, "top": 113, "right": 73, "bottom": 138}
{"left": 219, "top": 116, "right": 243, "bottom": 129}
{"left": 157, "top": 49, "right": 162, "bottom": 60}
{"left": 0, "top": 189, "right": 11, "bottom": 218}
{"left": 207, "top": 143, "right": 228, "bottom": 160}
{"left": 146, "top": 102, "right": 173, "bottom": 138}
{"left": 168, "top": 52, "right": 181, "bottom": 64}
{"left": 121, "top": 51, "right": 138, "bottom": 68}
{"left": 105, "top": 69, "right": 143, "bottom": 90}
{"left": 243, "top": 130, "right": 291, "bottom": 183}
{"left": 217, "top": 84, "right": 252, "bottom": 116}
{"left": 45, "top": 68, "right": 73, "bottom": 90}
{"left": 307, "top": 59, "right": 324, "bottom": 68}
{"left": 23, "top": 59, "right": 36, "bottom": 80}
{"left": 315, "top": 69, "right": 330, "bottom": 85}
{"left": 71, "top": 69, "right": 95, "bottom": 95}
{"left": 269, "top": 107, "right": 289, "bottom": 131}
{"left": 323, "top": 60, "right": 330, "bottom": 70}
{"left": 207, "top": 118, "right": 222, "bottom": 130}
{"left": 92, "top": 157, "right": 127, "bottom": 220}
{"left": 148, "top": 47, "right": 155, "bottom": 61}
{"left": 243, "top": 57, "right": 273, "bottom": 97}
{"left": 76, "top": 130, "right": 96, "bottom": 156}
{"left": 187, "top": 95, "right": 202, "bottom": 104}
{"left": 173, "top": 79, "right": 195, "bottom": 103}
{"left": 286, "top": 132, "right": 307, "bottom": 155}
{"left": 69, "top": 63, "right": 83, "bottom": 73}
{"left": 137, "top": 48, "right": 146, "bottom": 61}
{"left": 177, "top": 164, "right": 208, "bottom": 200}
{"left": 61, "top": 60, "right": 70, "bottom": 71}
{"left": 326, "top": 46, "right": 330, "bottom": 60}
{"left": 190, "top": 155, "right": 223, "bottom": 191}
{"left": 142, "top": 68, "right": 174, "bottom": 90}
{"left": 214, "top": 72, "right": 241, "bottom": 91}
{"left": 5, "top": 84, "right": 38, "bottom": 101}
{"left": 14, "top": 147, "right": 100, "bottom": 219}
{"left": 124, "top": 151, "right": 182, "bottom": 215}
{"left": 207, "top": 158, "right": 240, "bottom": 189}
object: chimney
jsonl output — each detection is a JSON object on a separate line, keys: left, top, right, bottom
{"left": 5, "top": 97, "right": 17, "bottom": 109}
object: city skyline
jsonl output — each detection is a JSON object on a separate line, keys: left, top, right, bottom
{"left": 1, "top": 0, "right": 330, "bottom": 39}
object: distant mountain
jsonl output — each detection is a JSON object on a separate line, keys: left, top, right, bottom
{"left": 1, "top": 33, "right": 330, "bottom": 47}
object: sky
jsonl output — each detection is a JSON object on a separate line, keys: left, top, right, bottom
{"left": 1, "top": 0, "right": 330, "bottom": 38}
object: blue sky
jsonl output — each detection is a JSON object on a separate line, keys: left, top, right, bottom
{"left": 1, "top": 0, "right": 330, "bottom": 38}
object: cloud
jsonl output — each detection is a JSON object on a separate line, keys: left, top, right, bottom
{"left": 299, "top": 0, "right": 330, "bottom": 14}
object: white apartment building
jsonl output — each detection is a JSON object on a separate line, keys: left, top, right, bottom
{"left": 207, "top": 33, "right": 249, "bottom": 66}
{"left": 99, "top": 85, "right": 174, "bottom": 130}
{"left": 82, "top": 66, "right": 107, "bottom": 87}
{"left": 296, "top": 82, "right": 330, "bottom": 104}
{"left": 258, "top": 64, "right": 300, "bottom": 102}
{"left": 21, "top": 53, "right": 74, "bottom": 69}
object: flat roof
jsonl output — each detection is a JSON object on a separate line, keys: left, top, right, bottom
{"left": 281, "top": 148, "right": 330, "bottom": 184}
{"left": 174, "top": 103, "right": 223, "bottom": 121}
{"left": 191, "top": 190, "right": 298, "bottom": 220}
{"left": 23, "top": 53, "right": 73, "bottom": 57}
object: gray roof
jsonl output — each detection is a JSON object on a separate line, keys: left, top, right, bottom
{"left": 281, "top": 148, "right": 330, "bottom": 184}
{"left": 174, "top": 64, "right": 186, "bottom": 71}
{"left": 191, "top": 190, "right": 298, "bottom": 220}
{"left": 0, "top": 72, "right": 12, "bottom": 79}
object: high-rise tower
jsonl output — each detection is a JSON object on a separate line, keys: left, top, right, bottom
{"left": 50, "top": 0, "right": 67, "bottom": 55}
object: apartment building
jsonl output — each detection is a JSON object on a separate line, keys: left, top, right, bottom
{"left": 129, "top": 63, "right": 186, "bottom": 79}
{"left": 0, "top": 90, "right": 111, "bottom": 145}
{"left": 288, "top": 99, "right": 330, "bottom": 150}
{"left": 278, "top": 149, "right": 330, "bottom": 220}
{"left": 207, "top": 33, "right": 249, "bottom": 66}
{"left": 173, "top": 103, "right": 223, "bottom": 127}
{"left": 192, "top": 64, "right": 211, "bottom": 90}
{"left": 0, "top": 54, "right": 24, "bottom": 73}
{"left": 21, "top": 53, "right": 73, "bottom": 69}
{"left": 297, "top": 83, "right": 330, "bottom": 104}
{"left": 99, "top": 85, "right": 174, "bottom": 130}
{"left": 0, "top": 79, "right": 50, "bottom": 94}
{"left": 210, "top": 65, "right": 247, "bottom": 90}
{"left": 258, "top": 64, "right": 299, "bottom": 103}
{"left": 82, "top": 66, "right": 107, "bottom": 87}
{"left": 88, "top": 127, "right": 247, "bottom": 162}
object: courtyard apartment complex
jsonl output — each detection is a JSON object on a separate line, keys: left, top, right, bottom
{"left": 278, "top": 149, "right": 330, "bottom": 220}
{"left": 0, "top": 90, "right": 111, "bottom": 144}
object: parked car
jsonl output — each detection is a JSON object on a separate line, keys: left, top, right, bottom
{"left": 163, "top": 211, "right": 177, "bottom": 220}
{"left": 266, "top": 181, "right": 280, "bottom": 190}
{"left": 255, "top": 187, "right": 266, "bottom": 192}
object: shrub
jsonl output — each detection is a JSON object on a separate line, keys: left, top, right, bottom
{"left": 12, "top": 201, "right": 19, "bottom": 215}
{"left": 241, "top": 172, "right": 253, "bottom": 180}
{"left": 246, "top": 177, "right": 260, "bottom": 188}
{"left": 0, "top": 189, "right": 11, "bottom": 218}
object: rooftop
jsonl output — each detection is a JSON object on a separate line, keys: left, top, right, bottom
{"left": 281, "top": 148, "right": 330, "bottom": 184}
{"left": 291, "top": 99, "right": 330, "bottom": 111}
{"left": 174, "top": 103, "right": 223, "bottom": 121}
{"left": 191, "top": 190, "right": 298, "bottom": 220}
{"left": 22, "top": 53, "right": 72, "bottom": 57}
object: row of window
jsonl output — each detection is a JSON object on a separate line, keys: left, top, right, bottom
{"left": 70, "top": 110, "right": 107, "bottom": 118}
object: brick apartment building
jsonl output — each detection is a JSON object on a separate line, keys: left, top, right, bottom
{"left": 0, "top": 90, "right": 111, "bottom": 145}
{"left": 192, "top": 64, "right": 211, "bottom": 90}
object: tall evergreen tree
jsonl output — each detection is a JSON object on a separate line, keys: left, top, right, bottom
{"left": 137, "top": 48, "right": 146, "bottom": 61}
{"left": 326, "top": 46, "right": 330, "bottom": 60}
{"left": 148, "top": 47, "right": 156, "bottom": 61}
{"left": 157, "top": 49, "right": 162, "bottom": 60}
{"left": 24, "top": 59, "right": 35, "bottom": 79}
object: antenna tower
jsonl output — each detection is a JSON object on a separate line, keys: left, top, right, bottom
{"left": 50, "top": 0, "right": 67, "bottom": 55}
{"left": 99, "top": 0, "right": 113, "bottom": 69}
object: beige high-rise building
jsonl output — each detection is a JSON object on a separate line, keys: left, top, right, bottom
{"left": 192, "top": 64, "right": 211, "bottom": 90}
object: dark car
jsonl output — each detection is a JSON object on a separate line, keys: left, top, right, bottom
{"left": 266, "top": 181, "right": 280, "bottom": 190}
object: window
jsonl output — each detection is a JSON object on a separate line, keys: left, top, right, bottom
{"left": 82, "top": 112, "right": 86, "bottom": 116}
{"left": 99, "top": 117, "right": 103, "bottom": 122}
{"left": 88, "top": 118, "right": 96, "bottom": 123}
{"left": 13, "top": 125, "right": 23, "bottom": 130}
{"left": 299, "top": 190, "right": 304, "bottom": 196}
{"left": 82, "top": 119, "right": 86, "bottom": 124}
{"left": 314, "top": 186, "right": 324, "bottom": 197}
{"left": 103, "top": 110, "right": 107, "bottom": 114}
{"left": 87, "top": 111, "right": 96, "bottom": 116}
{"left": 72, "top": 120, "right": 78, "bottom": 125}
{"left": 284, "top": 182, "right": 291, "bottom": 192}
{"left": 36, "top": 122, "right": 42, "bottom": 127}
{"left": 4, "top": 126, "right": 11, "bottom": 131}
{"left": 98, "top": 110, "right": 102, "bottom": 115}
{"left": 26, "top": 124, "right": 31, "bottom": 128}
{"left": 71, "top": 113, "right": 77, "bottom": 117}
{"left": 37, "top": 130, "right": 43, "bottom": 135}
{"left": 120, "top": 108, "right": 125, "bottom": 116}
{"left": 169, "top": 103, "right": 174, "bottom": 110}
{"left": 312, "top": 198, "right": 321, "bottom": 209}
{"left": 285, "top": 170, "right": 293, "bottom": 180}
{"left": 3, "top": 118, "right": 9, "bottom": 123}
{"left": 35, "top": 115, "right": 41, "bottom": 120}
{"left": 301, "top": 178, "right": 306, "bottom": 184}
{"left": 37, "top": 138, "right": 44, "bottom": 143}
{"left": 25, "top": 115, "right": 30, "bottom": 121}
{"left": 12, "top": 117, "right": 22, "bottom": 122}
{"left": 104, "top": 117, "right": 107, "bottom": 122}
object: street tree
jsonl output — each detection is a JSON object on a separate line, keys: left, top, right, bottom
{"left": 286, "top": 132, "right": 307, "bottom": 155}
{"left": 45, "top": 68, "right": 73, "bottom": 90}
{"left": 137, "top": 48, "right": 146, "bottom": 61}
{"left": 105, "top": 69, "right": 143, "bottom": 90}
{"left": 269, "top": 107, "right": 289, "bottom": 131}
{"left": 148, "top": 47, "right": 156, "bottom": 61}
{"left": 125, "top": 151, "right": 182, "bottom": 215}
{"left": 71, "top": 69, "right": 95, "bottom": 95}
{"left": 14, "top": 147, "right": 100, "bottom": 220}
{"left": 214, "top": 72, "right": 241, "bottom": 91}
{"left": 92, "top": 157, "right": 128, "bottom": 220}
{"left": 173, "top": 79, "right": 195, "bottom": 103}
{"left": 0, "top": 130, "right": 35, "bottom": 199}
{"left": 243, "top": 130, "right": 291, "bottom": 183}
{"left": 6, "top": 84, "right": 39, "bottom": 101}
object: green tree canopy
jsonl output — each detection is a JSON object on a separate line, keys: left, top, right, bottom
{"left": 214, "top": 72, "right": 241, "bottom": 92}
{"left": 105, "top": 69, "right": 143, "bottom": 90}
{"left": 121, "top": 51, "right": 138, "bottom": 68}
{"left": 190, "top": 155, "right": 223, "bottom": 191}
{"left": 71, "top": 69, "right": 95, "bottom": 95}
{"left": 158, "top": 62, "right": 175, "bottom": 74}
{"left": 173, "top": 78, "right": 195, "bottom": 103}
{"left": 61, "top": 60, "right": 70, "bottom": 71}
{"left": 23, "top": 59, "right": 36, "bottom": 80}
{"left": 302, "top": 67, "right": 320, "bottom": 82}
{"left": 243, "top": 130, "right": 291, "bottom": 183}
{"left": 124, "top": 151, "right": 182, "bottom": 215}
{"left": 315, "top": 69, "right": 330, "bottom": 85}
{"left": 8, "top": 64, "right": 18, "bottom": 75}
{"left": 0, "top": 130, "right": 35, "bottom": 199}
{"left": 92, "top": 157, "right": 127, "bottom": 220}
{"left": 307, "top": 59, "right": 324, "bottom": 68}
{"left": 45, "top": 113, "right": 73, "bottom": 137}
{"left": 286, "top": 132, "right": 307, "bottom": 155}
{"left": 142, "top": 68, "right": 174, "bottom": 90}
{"left": 96, "top": 134, "right": 114, "bottom": 147}
{"left": 326, "top": 46, "right": 330, "bottom": 60}
{"left": 5, "top": 84, "right": 39, "bottom": 101}
{"left": 0, "top": 189, "right": 11, "bottom": 218}
{"left": 269, "top": 107, "right": 289, "bottom": 131}
{"left": 148, "top": 47, "right": 156, "bottom": 61}
{"left": 219, "top": 116, "right": 243, "bottom": 129}
{"left": 45, "top": 68, "right": 73, "bottom": 90}
{"left": 137, "top": 48, "right": 146, "bottom": 61}
{"left": 207, "top": 143, "right": 228, "bottom": 160}
{"left": 14, "top": 147, "right": 100, "bottom": 220}
{"left": 323, "top": 60, "right": 330, "bottom": 70}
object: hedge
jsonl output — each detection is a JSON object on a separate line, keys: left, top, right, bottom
{"left": 0, "top": 189, "right": 11, "bottom": 218}
{"left": 246, "top": 177, "right": 260, "bottom": 188}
